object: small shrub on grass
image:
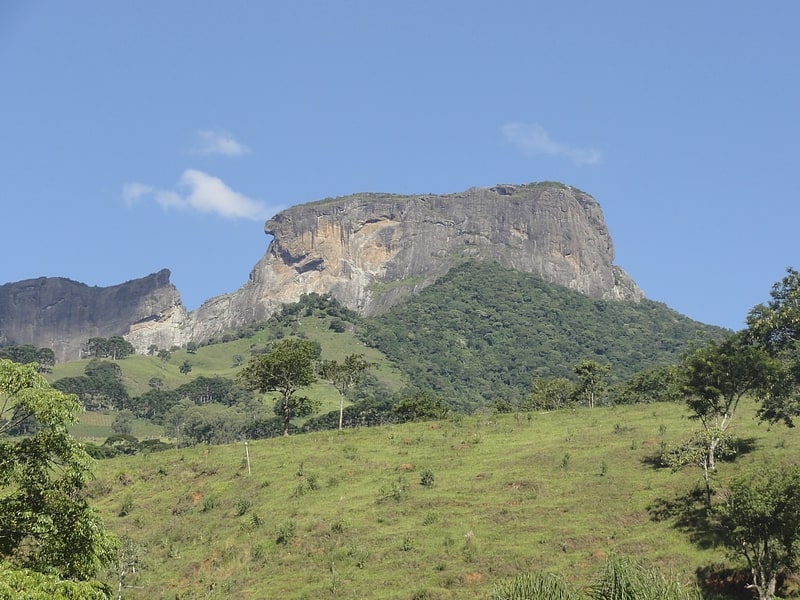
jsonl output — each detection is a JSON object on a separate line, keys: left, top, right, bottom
{"left": 423, "top": 511, "right": 439, "bottom": 525}
{"left": 276, "top": 520, "right": 297, "bottom": 546}
{"left": 201, "top": 494, "right": 218, "bottom": 512}
{"left": 235, "top": 498, "right": 251, "bottom": 516}
{"left": 347, "top": 546, "right": 369, "bottom": 568}
{"left": 330, "top": 518, "right": 348, "bottom": 534}
{"left": 377, "top": 476, "right": 408, "bottom": 503}
{"left": 118, "top": 493, "right": 134, "bottom": 517}
{"left": 561, "top": 453, "right": 571, "bottom": 470}
{"left": 420, "top": 468, "right": 435, "bottom": 488}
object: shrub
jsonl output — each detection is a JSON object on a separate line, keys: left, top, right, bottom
{"left": 420, "top": 468, "right": 435, "bottom": 488}
{"left": 276, "top": 520, "right": 297, "bottom": 545}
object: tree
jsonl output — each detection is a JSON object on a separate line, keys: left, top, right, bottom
{"left": 158, "top": 349, "right": 171, "bottom": 363}
{"left": 522, "top": 377, "right": 575, "bottom": 411}
{"left": 747, "top": 267, "right": 800, "bottom": 351}
{"left": 573, "top": 360, "right": 610, "bottom": 408}
{"left": 745, "top": 267, "right": 800, "bottom": 426}
{"left": 0, "top": 359, "right": 117, "bottom": 580}
{"left": 0, "top": 345, "right": 55, "bottom": 373}
{"left": 616, "top": 364, "right": 685, "bottom": 404}
{"left": 678, "top": 333, "right": 778, "bottom": 504}
{"left": 112, "top": 409, "right": 135, "bottom": 435}
{"left": 83, "top": 337, "right": 134, "bottom": 360}
{"left": 148, "top": 376, "right": 163, "bottom": 391}
{"left": 392, "top": 390, "right": 449, "bottom": 423}
{"left": 186, "top": 341, "right": 198, "bottom": 354}
{"left": 319, "top": 353, "right": 373, "bottom": 430}
{"left": 179, "top": 360, "right": 192, "bottom": 376}
{"left": 716, "top": 465, "right": 800, "bottom": 600}
{"left": 52, "top": 359, "right": 130, "bottom": 411}
{"left": 238, "top": 338, "right": 320, "bottom": 435}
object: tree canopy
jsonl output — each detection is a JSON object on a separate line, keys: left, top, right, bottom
{"left": 238, "top": 338, "right": 321, "bottom": 435}
{"left": 0, "top": 359, "right": 116, "bottom": 582}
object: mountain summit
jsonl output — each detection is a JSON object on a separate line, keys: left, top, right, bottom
{"left": 1, "top": 183, "right": 643, "bottom": 360}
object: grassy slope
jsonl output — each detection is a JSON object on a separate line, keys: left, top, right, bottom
{"left": 50, "top": 315, "right": 408, "bottom": 441}
{"left": 89, "top": 397, "right": 792, "bottom": 599}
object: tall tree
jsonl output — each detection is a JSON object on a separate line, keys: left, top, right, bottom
{"left": 0, "top": 359, "right": 117, "bottom": 581}
{"left": 319, "top": 353, "right": 373, "bottom": 430}
{"left": 238, "top": 338, "right": 320, "bottom": 435}
{"left": 745, "top": 267, "right": 800, "bottom": 426}
{"left": 675, "top": 333, "right": 779, "bottom": 505}
{"left": 573, "top": 360, "right": 610, "bottom": 408}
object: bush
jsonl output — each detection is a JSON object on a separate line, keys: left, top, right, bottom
{"left": 420, "top": 468, "right": 435, "bottom": 488}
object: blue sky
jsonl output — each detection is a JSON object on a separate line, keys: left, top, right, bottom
{"left": 2, "top": 2, "right": 798, "bottom": 331}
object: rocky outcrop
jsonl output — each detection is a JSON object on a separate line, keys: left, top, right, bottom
{"left": 0, "top": 182, "right": 645, "bottom": 359}
{"left": 164, "top": 182, "right": 644, "bottom": 347}
{"left": 0, "top": 269, "right": 182, "bottom": 362}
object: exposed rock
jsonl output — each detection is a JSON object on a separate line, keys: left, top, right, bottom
{"left": 0, "top": 269, "right": 182, "bottom": 362}
{"left": 172, "top": 182, "right": 643, "bottom": 346}
{"left": 0, "top": 182, "right": 645, "bottom": 359}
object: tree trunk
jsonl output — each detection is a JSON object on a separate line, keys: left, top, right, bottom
{"left": 339, "top": 393, "right": 344, "bottom": 430}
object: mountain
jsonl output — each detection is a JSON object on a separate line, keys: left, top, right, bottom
{"left": 2, "top": 182, "right": 646, "bottom": 360}
{"left": 0, "top": 269, "right": 180, "bottom": 363}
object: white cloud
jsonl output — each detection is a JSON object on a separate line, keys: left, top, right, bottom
{"left": 501, "top": 122, "right": 601, "bottom": 166}
{"left": 122, "top": 169, "right": 269, "bottom": 221}
{"left": 194, "top": 129, "right": 251, "bottom": 157}
{"left": 122, "top": 182, "right": 154, "bottom": 206}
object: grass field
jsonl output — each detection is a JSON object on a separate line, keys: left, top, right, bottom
{"left": 88, "top": 397, "right": 794, "bottom": 599}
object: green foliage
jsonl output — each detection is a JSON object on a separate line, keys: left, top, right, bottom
{"left": 52, "top": 359, "right": 129, "bottom": 411}
{"left": 359, "top": 261, "right": 726, "bottom": 410}
{"left": 0, "top": 345, "right": 55, "bottom": 373}
{"left": 745, "top": 267, "right": 800, "bottom": 427}
{"left": 616, "top": 364, "right": 684, "bottom": 404}
{"left": 588, "top": 554, "right": 703, "bottom": 600}
{"left": 319, "top": 353, "right": 374, "bottom": 429}
{"left": 679, "top": 332, "right": 782, "bottom": 504}
{"left": 573, "top": 360, "right": 610, "bottom": 408}
{"left": 0, "top": 359, "right": 116, "bottom": 580}
{"left": 419, "top": 468, "right": 435, "bottom": 488}
{"left": 82, "top": 336, "right": 134, "bottom": 360}
{"left": 0, "top": 561, "right": 111, "bottom": 599}
{"left": 111, "top": 409, "right": 134, "bottom": 434}
{"left": 522, "top": 377, "right": 575, "bottom": 411}
{"left": 275, "top": 520, "right": 297, "bottom": 546}
{"left": 492, "top": 555, "right": 703, "bottom": 600}
{"left": 747, "top": 267, "right": 800, "bottom": 351}
{"left": 491, "top": 572, "right": 581, "bottom": 600}
{"left": 715, "top": 464, "right": 800, "bottom": 600}
{"left": 392, "top": 390, "right": 449, "bottom": 423}
{"left": 239, "top": 338, "right": 321, "bottom": 435}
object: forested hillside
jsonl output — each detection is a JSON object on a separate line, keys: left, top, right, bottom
{"left": 359, "top": 262, "right": 728, "bottom": 410}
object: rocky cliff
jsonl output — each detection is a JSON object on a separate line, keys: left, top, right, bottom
{"left": 1, "top": 183, "right": 645, "bottom": 360}
{"left": 125, "top": 182, "right": 643, "bottom": 352}
{"left": 0, "top": 269, "right": 182, "bottom": 363}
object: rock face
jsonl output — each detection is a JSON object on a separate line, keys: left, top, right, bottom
{"left": 0, "top": 269, "right": 183, "bottom": 363}
{"left": 152, "top": 182, "right": 643, "bottom": 348}
{"left": 0, "top": 183, "right": 645, "bottom": 360}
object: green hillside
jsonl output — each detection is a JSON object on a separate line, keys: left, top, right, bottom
{"left": 45, "top": 263, "right": 730, "bottom": 443}
{"left": 88, "top": 396, "right": 790, "bottom": 599}
{"left": 360, "top": 262, "right": 728, "bottom": 411}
